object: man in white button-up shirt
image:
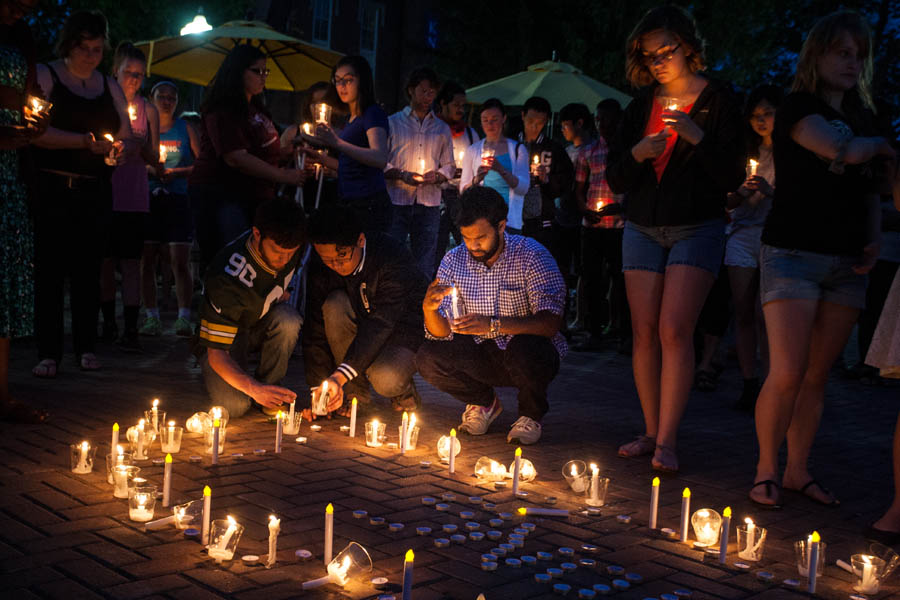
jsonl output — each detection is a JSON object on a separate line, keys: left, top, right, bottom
{"left": 384, "top": 67, "right": 455, "bottom": 277}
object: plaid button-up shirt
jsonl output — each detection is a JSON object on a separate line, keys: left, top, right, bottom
{"left": 429, "top": 233, "right": 567, "bottom": 357}
{"left": 385, "top": 107, "right": 456, "bottom": 207}
{"left": 575, "top": 137, "right": 623, "bottom": 229}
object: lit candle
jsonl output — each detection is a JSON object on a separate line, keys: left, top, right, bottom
{"left": 103, "top": 133, "right": 115, "bottom": 142}
{"left": 401, "top": 549, "right": 414, "bottom": 600}
{"left": 448, "top": 429, "right": 457, "bottom": 474}
{"left": 111, "top": 422, "right": 119, "bottom": 453}
{"left": 400, "top": 411, "right": 409, "bottom": 455}
{"left": 136, "top": 419, "right": 145, "bottom": 460}
{"left": 518, "top": 506, "right": 569, "bottom": 517}
{"left": 275, "top": 412, "right": 283, "bottom": 454}
{"left": 588, "top": 463, "right": 600, "bottom": 505}
{"left": 807, "top": 531, "right": 820, "bottom": 593}
{"left": 162, "top": 454, "right": 172, "bottom": 507}
{"left": 318, "top": 104, "right": 327, "bottom": 124}
{"left": 159, "top": 144, "right": 167, "bottom": 163}
{"left": 151, "top": 398, "right": 159, "bottom": 431}
{"left": 739, "top": 517, "right": 757, "bottom": 561}
{"left": 266, "top": 514, "right": 280, "bottom": 568}
{"left": 719, "top": 507, "right": 731, "bottom": 564}
{"left": 324, "top": 503, "right": 334, "bottom": 565}
{"left": 201, "top": 486, "right": 211, "bottom": 545}
{"left": 130, "top": 492, "right": 154, "bottom": 522}
{"left": 367, "top": 418, "right": 382, "bottom": 447}
{"left": 29, "top": 96, "right": 44, "bottom": 113}
{"left": 649, "top": 477, "right": 660, "bottom": 529}
{"left": 748, "top": 159, "right": 758, "bottom": 176}
{"left": 302, "top": 122, "right": 312, "bottom": 135}
{"left": 215, "top": 515, "right": 238, "bottom": 553}
{"left": 349, "top": 397, "right": 357, "bottom": 437}
{"left": 512, "top": 448, "right": 522, "bottom": 496}
{"left": 211, "top": 418, "right": 220, "bottom": 464}
{"left": 458, "top": 150, "right": 465, "bottom": 164}
{"left": 419, "top": 158, "right": 425, "bottom": 175}
{"left": 127, "top": 104, "right": 136, "bottom": 122}
{"left": 450, "top": 286, "right": 460, "bottom": 320}
{"left": 288, "top": 399, "right": 296, "bottom": 428}
{"left": 858, "top": 555, "right": 878, "bottom": 594}
{"left": 680, "top": 488, "right": 691, "bottom": 543}
{"left": 404, "top": 413, "right": 417, "bottom": 452}
{"left": 73, "top": 441, "right": 91, "bottom": 473}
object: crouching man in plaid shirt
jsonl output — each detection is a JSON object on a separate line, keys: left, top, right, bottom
{"left": 417, "top": 186, "right": 567, "bottom": 444}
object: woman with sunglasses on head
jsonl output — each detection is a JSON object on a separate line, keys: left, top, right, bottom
{"left": 750, "top": 11, "right": 895, "bottom": 508}
{"left": 607, "top": 5, "right": 745, "bottom": 472}
{"left": 189, "top": 44, "right": 306, "bottom": 273}
{"left": 299, "top": 55, "right": 390, "bottom": 232}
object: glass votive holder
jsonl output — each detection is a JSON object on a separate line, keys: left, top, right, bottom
{"left": 113, "top": 465, "right": 140, "bottom": 498}
{"left": 313, "top": 102, "right": 333, "bottom": 125}
{"left": 173, "top": 499, "right": 203, "bottom": 529}
{"left": 127, "top": 423, "right": 156, "bottom": 460}
{"left": 737, "top": 524, "right": 767, "bottom": 562}
{"left": 282, "top": 412, "right": 302, "bottom": 436}
{"left": 70, "top": 442, "right": 97, "bottom": 474}
{"left": 851, "top": 554, "right": 886, "bottom": 595}
{"left": 159, "top": 425, "right": 183, "bottom": 454}
{"left": 474, "top": 456, "right": 508, "bottom": 481}
{"left": 207, "top": 517, "right": 244, "bottom": 562}
{"left": 26, "top": 94, "right": 52, "bottom": 117}
{"left": 105, "top": 451, "right": 134, "bottom": 484}
{"left": 398, "top": 425, "right": 420, "bottom": 450}
{"left": 691, "top": 509, "right": 722, "bottom": 547}
{"left": 437, "top": 434, "right": 461, "bottom": 462}
{"left": 143, "top": 409, "right": 167, "bottom": 433}
{"left": 185, "top": 411, "right": 210, "bottom": 433}
{"left": 208, "top": 406, "right": 229, "bottom": 429}
{"left": 365, "top": 420, "right": 386, "bottom": 447}
{"left": 128, "top": 483, "right": 158, "bottom": 522}
{"left": 563, "top": 460, "right": 588, "bottom": 493}
{"left": 508, "top": 458, "right": 537, "bottom": 483}
{"left": 794, "top": 539, "right": 827, "bottom": 578}
{"left": 204, "top": 423, "right": 227, "bottom": 455}
{"left": 585, "top": 476, "right": 610, "bottom": 507}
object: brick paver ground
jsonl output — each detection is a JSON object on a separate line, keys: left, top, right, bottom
{"left": 2, "top": 324, "right": 897, "bottom": 599}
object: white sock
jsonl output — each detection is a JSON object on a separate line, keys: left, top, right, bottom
{"left": 178, "top": 308, "right": 191, "bottom": 319}
{"left": 146, "top": 308, "right": 160, "bottom": 319}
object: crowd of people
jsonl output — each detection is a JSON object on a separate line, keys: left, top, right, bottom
{"left": 1, "top": 3, "right": 900, "bottom": 538}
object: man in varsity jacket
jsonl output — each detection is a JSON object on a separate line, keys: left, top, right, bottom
{"left": 302, "top": 204, "right": 429, "bottom": 417}
{"left": 197, "top": 198, "right": 305, "bottom": 417}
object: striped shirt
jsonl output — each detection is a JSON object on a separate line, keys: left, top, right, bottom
{"left": 385, "top": 106, "right": 456, "bottom": 207}
{"left": 429, "top": 232, "right": 567, "bottom": 357}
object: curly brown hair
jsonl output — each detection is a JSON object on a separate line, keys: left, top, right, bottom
{"left": 625, "top": 5, "right": 706, "bottom": 88}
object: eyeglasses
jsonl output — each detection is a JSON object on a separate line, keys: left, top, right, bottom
{"left": 319, "top": 247, "right": 357, "bottom": 266}
{"left": 247, "top": 67, "right": 271, "bottom": 77}
{"left": 640, "top": 43, "right": 681, "bottom": 66}
{"left": 333, "top": 75, "right": 357, "bottom": 88}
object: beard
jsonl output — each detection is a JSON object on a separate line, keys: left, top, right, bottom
{"left": 466, "top": 229, "right": 501, "bottom": 264}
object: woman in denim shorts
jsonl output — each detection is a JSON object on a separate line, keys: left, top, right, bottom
{"left": 749, "top": 11, "right": 896, "bottom": 508}
{"left": 607, "top": 6, "right": 745, "bottom": 472}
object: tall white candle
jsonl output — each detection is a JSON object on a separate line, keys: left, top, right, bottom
{"left": 151, "top": 398, "right": 160, "bottom": 431}
{"left": 275, "top": 412, "right": 283, "bottom": 453}
{"left": 419, "top": 158, "right": 425, "bottom": 175}
{"left": 404, "top": 413, "right": 416, "bottom": 451}
{"left": 324, "top": 503, "right": 334, "bottom": 565}
{"left": 807, "top": 531, "right": 820, "bottom": 594}
{"left": 400, "top": 411, "right": 409, "bottom": 455}
{"left": 349, "top": 397, "right": 357, "bottom": 437}
{"left": 136, "top": 419, "right": 145, "bottom": 460}
{"left": 201, "top": 486, "right": 211, "bottom": 545}
{"left": 739, "top": 517, "right": 757, "bottom": 561}
{"left": 73, "top": 441, "right": 91, "bottom": 473}
{"left": 450, "top": 287, "right": 460, "bottom": 320}
{"left": 266, "top": 514, "right": 280, "bottom": 568}
{"left": 859, "top": 556, "right": 878, "bottom": 594}
{"left": 211, "top": 418, "right": 220, "bottom": 464}
{"left": 649, "top": 476, "right": 660, "bottom": 529}
{"left": 162, "top": 454, "right": 172, "bottom": 507}
{"left": 719, "top": 507, "right": 731, "bottom": 564}
{"left": 679, "top": 488, "right": 691, "bottom": 543}
{"left": 512, "top": 448, "right": 522, "bottom": 496}
{"left": 402, "top": 549, "right": 414, "bottom": 600}
{"left": 217, "top": 515, "right": 237, "bottom": 550}
{"left": 288, "top": 399, "right": 296, "bottom": 426}
{"left": 448, "top": 429, "right": 457, "bottom": 474}
{"left": 111, "top": 422, "right": 119, "bottom": 453}
{"left": 588, "top": 463, "right": 600, "bottom": 505}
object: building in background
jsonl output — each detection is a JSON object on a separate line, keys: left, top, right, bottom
{"left": 255, "top": 0, "right": 441, "bottom": 123}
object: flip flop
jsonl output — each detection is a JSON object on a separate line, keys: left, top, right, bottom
{"left": 652, "top": 444, "right": 679, "bottom": 472}
{"left": 32, "top": 359, "right": 57, "bottom": 378}
{"left": 617, "top": 435, "right": 656, "bottom": 458}
{"left": 749, "top": 479, "right": 783, "bottom": 509}
{"left": 785, "top": 479, "right": 840, "bottom": 506}
{"left": 79, "top": 353, "right": 101, "bottom": 371}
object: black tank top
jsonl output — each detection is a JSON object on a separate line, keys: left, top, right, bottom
{"left": 35, "top": 64, "right": 120, "bottom": 176}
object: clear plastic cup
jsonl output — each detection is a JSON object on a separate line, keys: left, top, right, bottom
{"left": 365, "top": 421, "right": 386, "bottom": 447}
{"left": 106, "top": 451, "right": 134, "bottom": 484}
{"left": 737, "top": 524, "right": 767, "bottom": 561}
{"left": 207, "top": 517, "right": 244, "bottom": 562}
{"left": 562, "top": 460, "right": 588, "bottom": 493}
{"left": 129, "top": 483, "right": 158, "bottom": 522}
{"left": 113, "top": 465, "right": 141, "bottom": 499}
{"left": 70, "top": 442, "right": 97, "bottom": 474}
{"left": 159, "top": 425, "right": 183, "bottom": 454}
{"left": 794, "top": 539, "right": 827, "bottom": 577}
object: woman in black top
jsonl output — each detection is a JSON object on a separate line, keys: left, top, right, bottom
{"left": 750, "top": 11, "right": 895, "bottom": 507}
{"left": 607, "top": 6, "right": 744, "bottom": 472}
{"left": 31, "top": 10, "right": 133, "bottom": 376}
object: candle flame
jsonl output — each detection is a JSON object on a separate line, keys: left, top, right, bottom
{"left": 103, "top": 133, "right": 114, "bottom": 142}
{"left": 459, "top": 150, "right": 464, "bottom": 162}
{"left": 409, "top": 413, "right": 417, "bottom": 427}
{"left": 276, "top": 411, "right": 283, "bottom": 420}
{"left": 113, "top": 422, "right": 119, "bottom": 431}
{"left": 515, "top": 447, "right": 522, "bottom": 458}
{"left": 211, "top": 407, "right": 221, "bottom": 419}
{"left": 326, "top": 503, "right": 334, "bottom": 514}
{"left": 81, "top": 441, "right": 89, "bottom": 451}
{"left": 862, "top": 555, "right": 872, "bottom": 565}
{"left": 590, "top": 462, "right": 598, "bottom": 474}
{"left": 302, "top": 122, "right": 311, "bottom": 135}
{"left": 116, "top": 444, "right": 124, "bottom": 455}
{"left": 31, "top": 97, "right": 42, "bottom": 111}
{"left": 810, "top": 531, "right": 820, "bottom": 543}
{"left": 571, "top": 464, "right": 578, "bottom": 477}
{"left": 372, "top": 418, "right": 379, "bottom": 427}
{"left": 405, "top": 549, "right": 414, "bottom": 562}
{"left": 749, "top": 159, "right": 758, "bottom": 169}
{"left": 744, "top": 517, "right": 754, "bottom": 526}
{"left": 533, "top": 155, "right": 539, "bottom": 165}
{"left": 127, "top": 104, "right": 136, "bottom": 121}
{"left": 226, "top": 515, "right": 236, "bottom": 526}
{"left": 138, "top": 418, "right": 145, "bottom": 429}
{"left": 269, "top": 514, "right": 279, "bottom": 523}
{"left": 152, "top": 398, "right": 159, "bottom": 408}
{"left": 652, "top": 476, "right": 660, "bottom": 487}
{"left": 723, "top": 507, "right": 732, "bottom": 518}
{"left": 168, "top": 420, "right": 175, "bottom": 427}
{"left": 683, "top": 487, "right": 691, "bottom": 498}
{"left": 165, "top": 453, "right": 172, "bottom": 463}
{"left": 203, "top": 485, "right": 211, "bottom": 496}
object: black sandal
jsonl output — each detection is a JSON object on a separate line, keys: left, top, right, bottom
{"left": 749, "top": 479, "right": 783, "bottom": 508}
{"left": 786, "top": 479, "right": 840, "bottom": 506}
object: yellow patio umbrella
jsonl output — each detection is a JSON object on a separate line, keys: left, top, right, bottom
{"left": 136, "top": 20, "right": 343, "bottom": 91}
{"left": 466, "top": 60, "right": 631, "bottom": 111}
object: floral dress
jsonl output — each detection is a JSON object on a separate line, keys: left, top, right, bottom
{"left": 0, "top": 42, "right": 33, "bottom": 338}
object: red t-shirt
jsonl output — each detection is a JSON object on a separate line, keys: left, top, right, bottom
{"left": 190, "top": 106, "right": 282, "bottom": 202}
{"left": 644, "top": 99, "right": 694, "bottom": 182}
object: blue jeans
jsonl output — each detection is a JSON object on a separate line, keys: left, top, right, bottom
{"left": 200, "top": 303, "right": 303, "bottom": 417}
{"left": 623, "top": 218, "right": 726, "bottom": 276}
{"left": 389, "top": 203, "right": 441, "bottom": 278}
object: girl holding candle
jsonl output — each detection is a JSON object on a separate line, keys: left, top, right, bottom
{"left": 140, "top": 81, "right": 200, "bottom": 338}
{"left": 751, "top": 11, "right": 895, "bottom": 508}
{"left": 607, "top": 6, "right": 744, "bottom": 472}
{"left": 724, "top": 85, "right": 782, "bottom": 411}
{"left": 298, "top": 55, "right": 390, "bottom": 233}
{"left": 99, "top": 42, "right": 160, "bottom": 351}
{"left": 31, "top": 10, "right": 132, "bottom": 377}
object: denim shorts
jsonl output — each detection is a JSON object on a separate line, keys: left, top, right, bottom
{"left": 622, "top": 218, "right": 726, "bottom": 276}
{"left": 759, "top": 244, "right": 866, "bottom": 309}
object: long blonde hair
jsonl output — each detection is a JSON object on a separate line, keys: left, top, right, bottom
{"left": 792, "top": 10, "right": 875, "bottom": 112}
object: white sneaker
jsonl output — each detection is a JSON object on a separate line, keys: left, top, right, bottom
{"left": 458, "top": 395, "right": 502, "bottom": 435}
{"left": 507, "top": 416, "right": 542, "bottom": 445}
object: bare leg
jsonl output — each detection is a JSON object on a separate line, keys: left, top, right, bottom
{"left": 169, "top": 243, "right": 194, "bottom": 311}
{"left": 624, "top": 270, "right": 665, "bottom": 439}
{"left": 729, "top": 266, "right": 760, "bottom": 379}
{"left": 751, "top": 297, "right": 817, "bottom": 504}
{"left": 141, "top": 243, "right": 160, "bottom": 310}
{"left": 873, "top": 412, "right": 900, "bottom": 533}
{"left": 655, "top": 265, "right": 715, "bottom": 464}
{"left": 782, "top": 301, "right": 859, "bottom": 503}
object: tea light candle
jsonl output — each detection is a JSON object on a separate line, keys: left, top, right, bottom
{"left": 162, "top": 454, "right": 172, "bottom": 507}
{"left": 111, "top": 423, "right": 119, "bottom": 453}
{"left": 459, "top": 511, "right": 475, "bottom": 520}
{"left": 469, "top": 531, "right": 484, "bottom": 541}
{"left": 593, "top": 584, "right": 611, "bottom": 595}
{"left": 487, "top": 530, "right": 502, "bottom": 540}
{"left": 719, "top": 506, "right": 731, "bottom": 564}
{"left": 435, "top": 503, "right": 450, "bottom": 511}
{"left": 323, "top": 503, "right": 334, "bottom": 565}
{"left": 274, "top": 412, "right": 283, "bottom": 454}
{"left": 266, "top": 514, "right": 280, "bottom": 568}
{"left": 211, "top": 418, "right": 220, "bottom": 464}
{"left": 352, "top": 510, "right": 368, "bottom": 519}
{"left": 416, "top": 527, "right": 431, "bottom": 536}
{"left": 201, "top": 485, "right": 211, "bottom": 545}
{"left": 422, "top": 497, "right": 436, "bottom": 505}
{"left": 807, "top": 531, "right": 820, "bottom": 594}
{"left": 370, "top": 516, "right": 385, "bottom": 526}
{"left": 442, "top": 524, "right": 458, "bottom": 534}
{"left": 481, "top": 561, "right": 497, "bottom": 571}
{"left": 450, "top": 534, "right": 466, "bottom": 544}
{"left": 441, "top": 492, "right": 456, "bottom": 502}
{"left": 536, "top": 573, "right": 552, "bottom": 583}
{"left": 537, "top": 551, "right": 552, "bottom": 561}
{"left": 547, "top": 567, "right": 563, "bottom": 578}
{"left": 349, "top": 397, "right": 357, "bottom": 437}
{"left": 434, "top": 538, "right": 450, "bottom": 548}
{"left": 512, "top": 447, "right": 522, "bottom": 496}
{"left": 649, "top": 476, "right": 660, "bottom": 529}
{"left": 73, "top": 441, "right": 91, "bottom": 474}
{"left": 680, "top": 487, "right": 691, "bottom": 542}
{"left": 389, "top": 523, "right": 404, "bottom": 532}
{"left": 554, "top": 583, "right": 571, "bottom": 595}
{"left": 506, "top": 558, "right": 522, "bottom": 568}
{"left": 561, "top": 562, "right": 577, "bottom": 572}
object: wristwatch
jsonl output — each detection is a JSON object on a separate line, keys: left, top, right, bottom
{"left": 489, "top": 317, "right": 501, "bottom": 335}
